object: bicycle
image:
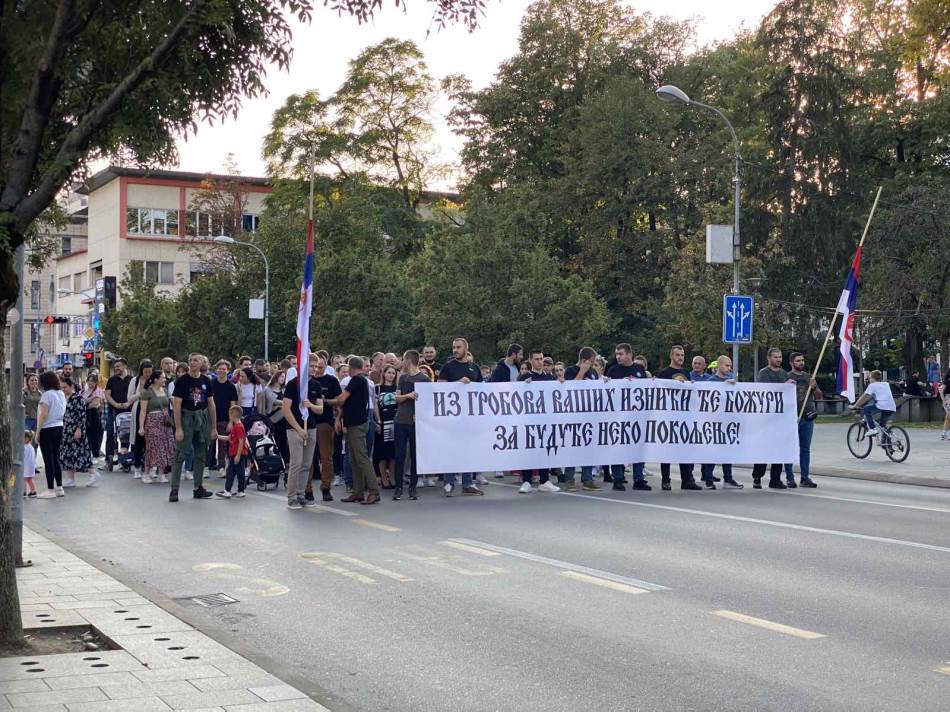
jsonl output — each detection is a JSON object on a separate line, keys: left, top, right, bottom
{"left": 845, "top": 410, "right": 910, "bottom": 463}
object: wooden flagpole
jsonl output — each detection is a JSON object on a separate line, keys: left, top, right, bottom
{"left": 797, "top": 187, "right": 882, "bottom": 421}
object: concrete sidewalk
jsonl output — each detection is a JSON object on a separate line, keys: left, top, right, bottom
{"left": 767, "top": 422, "right": 950, "bottom": 488}
{"left": 2, "top": 528, "right": 329, "bottom": 711}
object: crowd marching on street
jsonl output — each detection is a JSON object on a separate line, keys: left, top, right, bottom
{"left": 21, "top": 339, "right": 950, "bottom": 508}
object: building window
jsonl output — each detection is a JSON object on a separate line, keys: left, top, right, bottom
{"left": 241, "top": 214, "right": 260, "bottom": 233}
{"left": 73, "top": 272, "right": 85, "bottom": 292}
{"left": 61, "top": 236, "right": 72, "bottom": 255}
{"left": 58, "top": 322, "right": 69, "bottom": 340}
{"left": 58, "top": 275, "right": 70, "bottom": 293}
{"left": 49, "top": 276, "right": 55, "bottom": 306}
{"left": 30, "top": 322, "right": 40, "bottom": 353}
{"left": 186, "top": 210, "right": 226, "bottom": 238}
{"left": 30, "top": 280, "right": 40, "bottom": 310}
{"left": 72, "top": 318, "right": 86, "bottom": 338}
{"left": 127, "top": 207, "right": 180, "bottom": 237}
{"left": 144, "top": 261, "right": 174, "bottom": 285}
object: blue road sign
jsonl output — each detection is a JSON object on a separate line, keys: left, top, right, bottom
{"left": 723, "top": 295, "right": 754, "bottom": 344}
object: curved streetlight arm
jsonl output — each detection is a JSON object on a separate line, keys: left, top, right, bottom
{"left": 688, "top": 100, "right": 741, "bottom": 161}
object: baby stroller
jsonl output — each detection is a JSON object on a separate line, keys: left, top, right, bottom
{"left": 243, "top": 414, "right": 285, "bottom": 490}
{"left": 114, "top": 412, "right": 135, "bottom": 473}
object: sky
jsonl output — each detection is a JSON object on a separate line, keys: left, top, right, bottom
{"left": 172, "top": 0, "right": 779, "bottom": 183}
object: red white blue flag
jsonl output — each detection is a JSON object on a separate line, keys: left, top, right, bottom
{"left": 295, "top": 220, "right": 314, "bottom": 418}
{"left": 835, "top": 246, "right": 862, "bottom": 402}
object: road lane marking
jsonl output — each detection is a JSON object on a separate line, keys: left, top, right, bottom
{"left": 300, "top": 552, "right": 414, "bottom": 582}
{"left": 546, "top": 491, "right": 950, "bottom": 555}
{"left": 713, "top": 610, "right": 826, "bottom": 639}
{"left": 934, "top": 665, "right": 950, "bottom": 676}
{"left": 766, "top": 489, "right": 950, "bottom": 514}
{"left": 438, "top": 541, "right": 501, "bottom": 557}
{"left": 450, "top": 538, "right": 668, "bottom": 591}
{"left": 251, "top": 490, "right": 358, "bottom": 516}
{"left": 191, "top": 563, "right": 290, "bottom": 597}
{"left": 397, "top": 548, "right": 508, "bottom": 576}
{"left": 352, "top": 519, "right": 401, "bottom": 532}
{"left": 301, "top": 556, "right": 377, "bottom": 584}
{"left": 560, "top": 571, "right": 648, "bottom": 594}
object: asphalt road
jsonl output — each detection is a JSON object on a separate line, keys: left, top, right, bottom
{"left": 22, "top": 468, "right": 950, "bottom": 712}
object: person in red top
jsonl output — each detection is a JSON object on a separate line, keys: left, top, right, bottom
{"left": 215, "top": 405, "right": 249, "bottom": 499}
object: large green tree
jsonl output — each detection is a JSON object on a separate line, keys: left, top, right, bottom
{"left": 0, "top": 0, "right": 487, "bottom": 650}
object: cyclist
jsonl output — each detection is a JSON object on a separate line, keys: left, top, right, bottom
{"left": 852, "top": 370, "right": 897, "bottom": 437}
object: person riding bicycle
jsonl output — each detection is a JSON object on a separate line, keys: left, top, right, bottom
{"left": 852, "top": 370, "right": 897, "bottom": 437}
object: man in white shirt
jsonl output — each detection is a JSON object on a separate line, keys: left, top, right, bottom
{"left": 853, "top": 370, "right": 897, "bottom": 436}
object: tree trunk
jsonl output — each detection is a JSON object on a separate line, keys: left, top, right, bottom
{"left": 0, "top": 306, "right": 25, "bottom": 648}
{"left": 902, "top": 319, "right": 925, "bottom": 377}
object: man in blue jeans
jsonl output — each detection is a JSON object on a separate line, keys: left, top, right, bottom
{"left": 393, "top": 350, "right": 429, "bottom": 500}
{"left": 437, "top": 337, "right": 484, "bottom": 497}
{"left": 785, "top": 352, "right": 821, "bottom": 488}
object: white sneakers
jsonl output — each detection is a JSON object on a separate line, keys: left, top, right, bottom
{"left": 423, "top": 477, "right": 436, "bottom": 487}
{"left": 55, "top": 486, "right": 65, "bottom": 497}
{"left": 141, "top": 470, "right": 153, "bottom": 484}
{"left": 443, "top": 483, "right": 454, "bottom": 497}
{"left": 332, "top": 475, "right": 345, "bottom": 487}
{"left": 183, "top": 470, "right": 194, "bottom": 481}
{"left": 36, "top": 490, "right": 57, "bottom": 499}
{"left": 215, "top": 490, "right": 232, "bottom": 499}
{"left": 63, "top": 478, "right": 76, "bottom": 488}
{"left": 475, "top": 474, "right": 489, "bottom": 485}
{"left": 132, "top": 468, "right": 142, "bottom": 479}
{"left": 520, "top": 481, "right": 561, "bottom": 493}
{"left": 86, "top": 473, "right": 101, "bottom": 487}
{"left": 157, "top": 472, "right": 168, "bottom": 483}
{"left": 866, "top": 427, "right": 880, "bottom": 437}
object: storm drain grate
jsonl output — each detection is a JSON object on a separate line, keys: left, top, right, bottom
{"left": 189, "top": 593, "right": 239, "bottom": 608}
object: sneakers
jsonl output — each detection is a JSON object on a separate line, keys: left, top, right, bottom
{"left": 360, "top": 494, "right": 381, "bottom": 505}
{"left": 723, "top": 479, "right": 744, "bottom": 489}
{"left": 304, "top": 492, "right": 315, "bottom": 502}
{"left": 704, "top": 481, "right": 716, "bottom": 490}
{"left": 800, "top": 479, "right": 818, "bottom": 488}
{"left": 424, "top": 477, "right": 436, "bottom": 488}
{"left": 193, "top": 487, "right": 213, "bottom": 499}
{"left": 341, "top": 494, "right": 364, "bottom": 503}
{"left": 183, "top": 470, "right": 194, "bottom": 481}
{"left": 866, "top": 427, "right": 880, "bottom": 438}
{"left": 332, "top": 475, "right": 345, "bottom": 487}
{"left": 941, "top": 431, "right": 948, "bottom": 441}
{"left": 86, "top": 473, "right": 101, "bottom": 487}
{"left": 681, "top": 481, "right": 702, "bottom": 491}
{"left": 612, "top": 482, "right": 626, "bottom": 492}
{"left": 752, "top": 478, "right": 762, "bottom": 490}
{"left": 562, "top": 480, "right": 577, "bottom": 491}
{"left": 233, "top": 490, "right": 246, "bottom": 498}
{"left": 443, "top": 483, "right": 454, "bottom": 497}
{"left": 632, "top": 480, "right": 652, "bottom": 491}
{"left": 169, "top": 488, "right": 179, "bottom": 503}
{"left": 36, "top": 490, "right": 57, "bottom": 499}
{"left": 582, "top": 481, "right": 601, "bottom": 491}
{"left": 475, "top": 474, "right": 489, "bottom": 485}
{"left": 132, "top": 468, "right": 142, "bottom": 480}
{"left": 768, "top": 480, "right": 788, "bottom": 490}
{"left": 786, "top": 480, "right": 797, "bottom": 488}
{"left": 63, "top": 478, "right": 76, "bottom": 488}
{"left": 518, "top": 482, "right": 534, "bottom": 494}
{"left": 392, "top": 487, "right": 403, "bottom": 501}
{"left": 141, "top": 472, "right": 153, "bottom": 484}
{"left": 321, "top": 489, "right": 334, "bottom": 502}
{"left": 287, "top": 498, "right": 302, "bottom": 510}
{"left": 157, "top": 473, "right": 168, "bottom": 483}
{"left": 538, "top": 481, "right": 560, "bottom": 493}
{"left": 408, "top": 486, "right": 418, "bottom": 500}
{"left": 302, "top": 498, "right": 318, "bottom": 508}
{"left": 55, "top": 486, "right": 65, "bottom": 497}
{"left": 215, "top": 490, "right": 232, "bottom": 499}
{"left": 661, "top": 480, "right": 672, "bottom": 491}
{"left": 462, "top": 486, "right": 484, "bottom": 496}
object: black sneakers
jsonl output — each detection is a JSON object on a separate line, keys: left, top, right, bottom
{"left": 681, "top": 480, "right": 702, "bottom": 491}
{"left": 392, "top": 487, "right": 403, "bottom": 501}
{"left": 632, "top": 481, "right": 651, "bottom": 491}
{"left": 193, "top": 487, "right": 213, "bottom": 499}
{"left": 169, "top": 488, "right": 179, "bottom": 503}
{"left": 612, "top": 482, "right": 626, "bottom": 492}
{"left": 321, "top": 489, "right": 333, "bottom": 502}
{"left": 800, "top": 479, "right": 818, "bottom": 488}
{"left": 768, "top": 480, "right": 788, "bottom": 490}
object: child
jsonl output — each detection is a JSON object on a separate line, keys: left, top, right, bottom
{"left": 216, "top": 406, "right": 248, "bottom": 499}
{"left": 23, "top": 431, "right": 37, "bottom": 497}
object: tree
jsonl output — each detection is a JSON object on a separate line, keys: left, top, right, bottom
{"left": 264, "top": 38, "right": 440, "bottom": 209}
{"left": 0, "top": 0, "right": 488, "bottom": 651}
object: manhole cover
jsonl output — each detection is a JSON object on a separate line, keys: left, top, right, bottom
{"left": 188, "top": 593, "right": 239, "bottom": 608}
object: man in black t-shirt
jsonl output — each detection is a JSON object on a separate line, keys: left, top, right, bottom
{"left": 561, "top": 347, "right": 603, "bottom": 491}
{"left": 515, "top": 350, "right": 560, "bottom": 494}
{"left": 308, "top": 356, "right": 343, "bottom": 501}
{"left": 337, "top": 357, "right": 380, "bottom": 505}
{"left": 656, "top": 344, "right": 701, "bottom": 491}
{"left": 436, "top": 337, "right": 484, "bottom": 496}
{"left": 170, "top": 353, "right": 218, "bottom": 501}
{"left": 422, "top": 345, "right": 442, "bottom": 378}
{"left": 282, "top": 354, "right": 325, "bottom": 509}
{"left": 104, "top": 358, "right": 131, "bottom": 468}
{"left": 604, "top": 343, "right": 651, "bottom": 493}
{"left": 208, "top": 359, "right": 239, "bottom": 471}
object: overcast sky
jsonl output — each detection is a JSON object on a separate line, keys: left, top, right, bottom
{"left": 172, "top": 1, "right": 778, "bottom": 182}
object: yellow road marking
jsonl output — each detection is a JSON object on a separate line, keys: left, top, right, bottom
{"left": 934, "top": 666, "right": 950, "bottom": 676}
{"left": 560, "top": 570, "right": 648, "bottom": 594}
{"left": 310, "top": 553, "right": 414, "bottom": 582}
{"left": 352, "top": 519, "right": 401, "bottom": 532}
{"left": 713, "top": 610, "right": 826, "bottom": 639}
{"left": 438, "top": 541, "right": 501, "bottom": 557}
{"left": 399, "top": 550, "right": 507, "bottom": 577}
{"left": 304, "top": 558, "right": 377, "bottom": 585}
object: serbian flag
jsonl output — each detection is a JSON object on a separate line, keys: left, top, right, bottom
{"left": 294, "top": 220, "right": 314, "bottom": 417}
{"left": 835, "top": 246, "right": 862, "bottom": 402}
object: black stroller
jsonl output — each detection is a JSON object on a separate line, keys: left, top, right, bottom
{"left": 243, "top": 414, "right": 285, "bottom": 490}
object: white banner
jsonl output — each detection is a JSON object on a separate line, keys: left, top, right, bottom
{"left": 415, "top": 379, "right": 799, "bottom": 474}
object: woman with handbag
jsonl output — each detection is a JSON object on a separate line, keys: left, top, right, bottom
{"left": 59, "top": 377, "right": 95, "bottom": 488}
{"left": 138, "top": 371, "right": 174, "bottom": 484}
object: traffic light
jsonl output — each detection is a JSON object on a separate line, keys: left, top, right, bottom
{"left": 82, "top": 351, "right": 96, "bottom": 368}
{"left": 102, "top": 276, "right": 117, "bottom": 311}
{"left": 43, "top": 315, "right": 68, "bottom": 325}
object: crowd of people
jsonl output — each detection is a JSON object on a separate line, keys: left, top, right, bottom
{"left": 20, "top": 340, "right": 950, "bottom": 505}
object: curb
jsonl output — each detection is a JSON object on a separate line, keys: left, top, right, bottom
{"left": 733, "top": 465, "right": 950, "bottom": 489}
{"left": 22, "top": 522, "right": 355, "bottom": 712}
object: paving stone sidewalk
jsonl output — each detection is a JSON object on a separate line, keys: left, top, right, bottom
{"left": 2, "top": 528, "right": 329, "bottom": 712}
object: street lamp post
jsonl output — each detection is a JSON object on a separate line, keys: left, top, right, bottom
{"left": 657, "top": 84, "right": 743, "bottom": 379}
{"left": 214, "top": 235, "right": 270, "bottom": 362}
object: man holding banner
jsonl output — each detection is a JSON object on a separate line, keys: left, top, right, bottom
{"left": 437, "top": 337, "right": 485, "bottom": 497}
{"left": 604, "top": 343, "right": 651, "bottom": 492}
{"left": 656, "top": 345, "right": 701, "bottom": 491}
{"left": 751, "top": 348, "right": 790, "bottom": 489}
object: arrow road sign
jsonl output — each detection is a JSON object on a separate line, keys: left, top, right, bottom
{"left": 723, "top": 295, "right": 754, "bottom": 344}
